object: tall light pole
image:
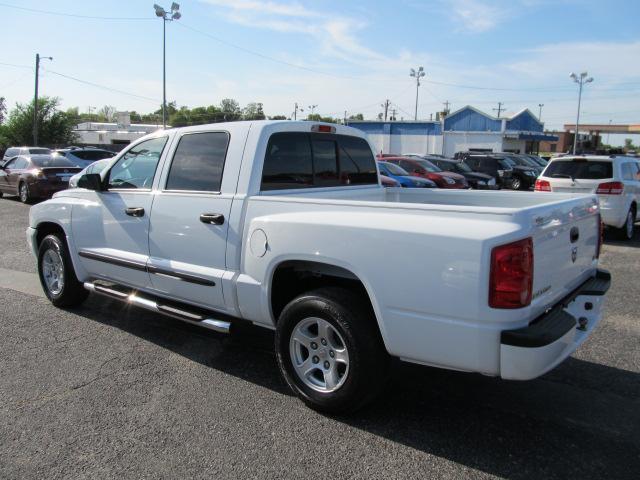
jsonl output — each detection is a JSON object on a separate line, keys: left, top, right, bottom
{"left": 293, "top": 102, "right": 304, "bottom": 120}
{"left": 538, "top": 103, "right": 544, "bottom": 121}
{"left": 154, "top": 3, "right": 181, "bottom": 129}
{"left": 409, "top": 66, "right": 425, "bottom": 121}
{"left": 33, "top": 53, "right": 53, "bottom": 146}
{"left": 570, "top": 71, "right": 593, "bottom": 154}
{"left": 308, "top": 105, "right": 317, "bottom": 117}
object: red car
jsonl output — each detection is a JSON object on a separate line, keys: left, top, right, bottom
{"left": 382, "top": 156, "right": 468, "bottom": 189}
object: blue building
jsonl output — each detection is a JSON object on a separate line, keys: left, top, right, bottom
{"left": 348, "top": 105, "right": 558, "bottom": 156}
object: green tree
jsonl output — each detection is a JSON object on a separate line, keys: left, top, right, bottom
{"left": 220, "top": 98, "right": 242, "bottom": 121}
{"left": 98, "top": 105, "right": 117, "bottom": 122}
{"left": 243, "top": 102, "right": 266, "bottom": 120}
{"left": 269, "top": 115, "right": 288, "bottom": 120}
{"left": 0, "top": 96, "right": 77, "bottom": 148}
{"left": 348, "top": 113, "right": 364, "bottom": 121}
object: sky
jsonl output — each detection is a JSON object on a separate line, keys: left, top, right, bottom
{"left": 1, "top": 0, "right": 639, "bottom": 146}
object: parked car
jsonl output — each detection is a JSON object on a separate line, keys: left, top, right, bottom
{"left": 2, "top": 147, "right": 52, "bottom": 166}
{"left": 503, "top": 154, "right": 544, "bottom": 176}
{"left": 69, "top": 159, "right": 112, "bottom": 188}
{"left": 459, "top": 154, "right": 513, "bottom": 189}
{"left": 524, "top": 154, "right": 548, "bottom": 167}
{"left": 380, "top": 174, "right": 400, "bottom": 187}
{"left": 28, "top": 121, "right": 610, "bottom": 413}
{"left": 536, "top": 155, "right": 640, "bottom": 240}
{"left": 427, "top": 158, "right": 498, "bottom": 189}
{"left": 383, "top": 156, "right": 468, "bottom": 189}
{"left": 52, "top": 147, "right": 116, "bottom": 168}
{"left": 377, "top": 161, "right": 437, "bottom": 188}
{"left": 0, "top": 154, "right": 82, "bottom": 203}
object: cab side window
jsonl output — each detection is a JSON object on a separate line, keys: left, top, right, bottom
{"left": 107, "top": 137, "right": 168, "bottom": 190}
{"left": 166, "top": 132, "right": 229, "bottom": 192}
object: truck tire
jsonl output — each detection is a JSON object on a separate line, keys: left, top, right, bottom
{"left": 617, "top": 206, "right": 636, "bottom": 241}
{"left": 275, "top": 287, "right": 389, "bottom": 414}
{"left": 37, "top": 234, "right": 89, "bottom": 307}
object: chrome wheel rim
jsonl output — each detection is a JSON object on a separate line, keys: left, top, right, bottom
{"left": 626, "top": 211, "right": 634, "bottom": 239}
{"left": 289, "top": 317, "right": 349, "bottom": 393}
{"left": 512, "top": 179, "right": 520, "bottom": 189}
{"left": 42, "top": 248, "right": 64, "bottom": 296}
{"left": 20, "top": 184, "right": 28, "bottom": 202}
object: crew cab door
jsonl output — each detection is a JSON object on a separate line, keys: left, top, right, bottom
{"left": 71, "top": 136, "right": 169, "bottom": 289}
{"left": 147, "top": 130, "right": 235, "bottom": 311}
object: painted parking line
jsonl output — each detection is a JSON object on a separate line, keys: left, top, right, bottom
{"left": 0, "top": 268, "right": 44, "bottom": 298}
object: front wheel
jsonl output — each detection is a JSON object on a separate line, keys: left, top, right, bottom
{"left": 275, "top": 287, "right": 389, "bottom": 414}
{"left": 18, "top": 182, "right": 31, "bottom": 203}
{"left": 37, "top": 234, "right": 89, "bottom": 307}
{"left": 617, "top": 207, "right": 636, "bottom": 241}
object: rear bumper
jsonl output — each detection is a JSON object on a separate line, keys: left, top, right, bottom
{"left": 500, "top": 269, "right": 611, "bottom": 380}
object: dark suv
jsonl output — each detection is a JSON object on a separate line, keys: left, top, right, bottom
{"left": 428, "top": 158, "right": 498, "bottom": 189}
{"left": 459, "top": 154, "right": 513, "bottom": 189}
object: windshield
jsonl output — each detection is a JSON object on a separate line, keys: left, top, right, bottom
{"left": 381, "top": 162, "right": 409, "bottom": 175}
{"left": 415, "top": 159, "right": 441, "bottom": 172}
{"left": 32, "top": 156, "right": 78, "bottom": 168}
{"left": 544, "top": 160, "right": 613, "bottom": 180}
{"left": 454, "top": 161, "right": 472, "bottom": 172}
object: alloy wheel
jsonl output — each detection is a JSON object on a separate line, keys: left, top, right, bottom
{"left": 42, "top": 248, "right": 65, "bottom": 296}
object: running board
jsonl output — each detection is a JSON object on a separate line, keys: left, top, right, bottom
{"left": 83, "top": 281, "right": 231, "bottom": 334}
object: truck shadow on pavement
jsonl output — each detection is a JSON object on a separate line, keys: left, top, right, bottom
{"left": 72, "top": 296, "right": 640, "bottom": 480}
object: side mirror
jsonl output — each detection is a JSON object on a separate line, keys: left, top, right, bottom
{"left": 77, "top": 173, "right": 103, "bottom": 191}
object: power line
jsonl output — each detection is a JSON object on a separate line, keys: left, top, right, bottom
{"left": 42, "top": 67, "right": 160, "bottom": 103}
{"left": 0, "top": 2, "right": 153, "bottom": 20}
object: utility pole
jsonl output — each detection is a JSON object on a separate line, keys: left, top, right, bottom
{"left": 344, "top": 111, "right": 347, "bottom": 124}
{"left": 33, "top": 53, "right": 53, "bottom": 146}
{"left": 538, "top": 103, "right": 544, "bottom": 121}
{"left": 606, "top": 119, "right": 612, "bottom": 145}
{"left": 493, "top": 102, "right": 504, "bottom": 118}
{"left": 570, "top": 71, "right": 594, "bottom": 154}
{"left": 381, "top": 99, "right": 390, "bottom": 121}
{"left": 293, "top": 102, "right": 304, "bottom": 120}
{"left": 409, "top": 66, "right": 425, "bottom": 120}
{"left": 390, "top": 108, "right": 397, "bottom": 122}
{"left": 443, "top": 100, "right": 451, "bottom": 114}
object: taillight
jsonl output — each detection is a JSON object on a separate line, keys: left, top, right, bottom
{"left": 596, "top": 213, "right": 603, "bottom": 258}
{"left": 489, "top": 238, "right": 533, "bottom": 309}
{"left": 596, "top": 181, "right": 624, "bottom": 195}
{"left": 311, "top": 124, "right": 335, "bottom": 133}
{"left": 535, "top": 179, "right": 551, "bottom": 191}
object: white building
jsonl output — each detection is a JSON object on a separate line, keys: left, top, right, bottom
{"left": 74, "top": 112, "right": 163, "bottom": 146}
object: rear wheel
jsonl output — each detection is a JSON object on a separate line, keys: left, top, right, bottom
{"left": 37, "top": 234, "right": 89, "bottom": 307}
{"left": 18, "top": 182, "right": 30, "bottom": 203}
{"left": 275, "top": 287, "right": 389, "bottom": 414}
{"left": 617, "top": 206, "right": 636, "bottom": 241}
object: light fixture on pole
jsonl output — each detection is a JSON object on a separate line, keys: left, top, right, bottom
{"left": 538, "top": 103, "right": 544, "bottom": 121}
{"left": 308, "top": 105, "right": 318, "bottom": 117}
{"left": 569, "top": 71, "right": 593, "bottom": 154}
{"left": 33, "top": 53, "right": 53, "bottom": 146}
{"left": 409, "top": 66, "right": 425, "bottom": 121}
{"left": 153, "top": 3, "right": 181, "bottom": 129}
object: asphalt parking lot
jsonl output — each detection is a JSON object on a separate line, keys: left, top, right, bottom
{"left": 0, "top": 196, "right": 638, "bottom": 479}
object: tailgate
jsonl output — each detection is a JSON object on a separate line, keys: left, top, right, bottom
{"left": 530, "top": 195, "right": 599, "bottom": 308}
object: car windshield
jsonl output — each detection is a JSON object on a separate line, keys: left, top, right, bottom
{"left": 381, "top": 162, "right": 409, "bottom": 175}
{"left": 497, "top": 157, "right": 516, "bottom": 168}
{"left": 507, "top": 156, "right": 533, "bottom": 167}
{"left": 544, "top": 160, "right": 613, "bottom": 180}
{"left": 32, "top": 156, "right": 78, "bottom": 168}
{"left": 454, "top": 161, "right": 472, "bottom": 172}
{"left": 415, "top": 159, "right": 441, "bottom": 172}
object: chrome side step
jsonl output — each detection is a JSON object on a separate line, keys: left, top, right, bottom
{"left": 84, "top": 281, "right": 231, "bottom": 334}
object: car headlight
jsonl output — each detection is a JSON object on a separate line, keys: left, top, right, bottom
{"left": 444, "top": 177, "right": 456, "bottom": 185}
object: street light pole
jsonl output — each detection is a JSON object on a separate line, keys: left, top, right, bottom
{"left": 154, "top": 3, "right": 181, "bottom": 129}
{"left": 33, "top": 53, "right": 52, "bottom": 146}
{"left": 570, "top": 71, "right": 593, "bottom": 155}
{"left": 409, "top": 66, "right": 425, "bottom": 121}
{"left": 538, "top": 103, "right": 544, "bottom": 121}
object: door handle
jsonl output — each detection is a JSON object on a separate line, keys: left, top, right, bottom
{"left": 200, "top": 213, "right": 225, "bottom": 225}
{"left": 125, "top": 207, "right": 145, "bottom": 217}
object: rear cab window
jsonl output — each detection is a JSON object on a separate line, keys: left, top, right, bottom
{"left": 261, "top": 132, "right": 377, "bottom": 191}
{"left": 544, "top": 160, "right": 613, "bottom": 180}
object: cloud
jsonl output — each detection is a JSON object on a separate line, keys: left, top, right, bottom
{"left": 200, "top": 0, "right": 382, "bottom": 62}
{"left": 447, "top": 0, "right": 510, "bottom": 33}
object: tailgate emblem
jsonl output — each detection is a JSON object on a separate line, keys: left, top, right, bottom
{"left": 571, "top": 246, "right": 578, "bottom": 263}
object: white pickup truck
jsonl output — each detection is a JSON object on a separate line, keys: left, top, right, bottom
{"left": 28, "top": 121, "right": 610, "bottom": 413}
